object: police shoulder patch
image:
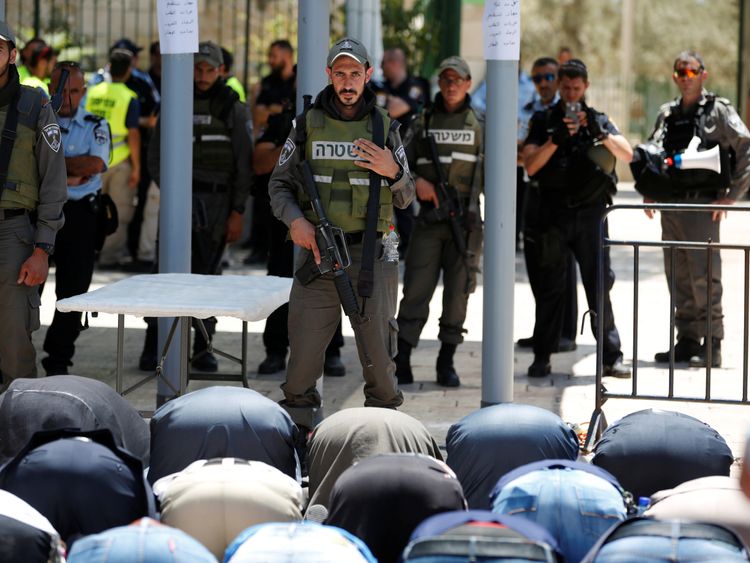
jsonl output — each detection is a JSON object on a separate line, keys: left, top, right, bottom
{"left": 41, "top": 123, "right": 62, "bottom": 153}
{"left": 395, "top": 145, "right": 409, "bottom": 174}
{"left": 279, "top": 138, "right": 296, "bottom": 167}
{"left": 94, "top": 124, "right": 109, "bottom": 145}
{"left": 728, "top": 112, "right": 750, "bottom": 136}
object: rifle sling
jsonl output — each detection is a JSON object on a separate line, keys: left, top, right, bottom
{"left": 0, "top": 89, "right": 20, "bottom": 195}
{"left": 357, "top": 107, "right": 385, "bottom": 299}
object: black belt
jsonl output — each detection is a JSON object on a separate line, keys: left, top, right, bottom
{"left": 193, "top": 180, "right": 230, "bottom": 194}
{"left": 344, "top": 231, "right": 383, "bottom": 246}
{"left": 678, "top": 190, "right": 719, "bottom": 201}
{"left": 0, "top": 208, "right": 28, "bottom": 220}
{"left": 609, "top": 520, "right": 742, "bottom": 548}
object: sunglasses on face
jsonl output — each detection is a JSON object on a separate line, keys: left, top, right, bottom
{"left": 532, "top": 72, "right": 556, "bottom": 84}
{"left": 438, "top": 76, "right": 466, "bottom": 87}
{"left": 673, "top": 67, "right": 703, "bottom": 79}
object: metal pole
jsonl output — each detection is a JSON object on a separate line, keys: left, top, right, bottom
{"left": 481, "top": 59, "right": 517, "bottom": 405}
{"left": 242, "top": 0, "right": 251, "bottom": 93}
{"left": 34, "top": 0, "right": 41, "bottom": 36}
{"left": 296, "top": 1, "right": 329, "bottom": 130}
{"left": 297, "top": 0, "right": 329, "bottom": 398}
{"left": 738, "top": 0, "right": 748, "bottom": 118}
{"left": 619, "top": 0, "right": 634, "bottom": 136}
{"left": 157, "top": 53, "right": 193, "bottom": 401}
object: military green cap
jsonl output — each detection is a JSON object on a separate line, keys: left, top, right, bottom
{"left": 195, "top": 41, "right": 223, "bottom": 68}
{"left": 437, "top": 56, "right": 471, "bottom": 79}
{"left": 327, "top": 37, "right": 370, "bottom": 68}
{"left": 0, "top": 22, "right": 16, "bottom": 46}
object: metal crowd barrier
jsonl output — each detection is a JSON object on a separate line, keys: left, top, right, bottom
{"left": 584, "top": 203, "right": 750, "bottom": 451}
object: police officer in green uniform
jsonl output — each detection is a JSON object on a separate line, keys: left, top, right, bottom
{"left": 0, "top": 22, "right": 66, "bottom": 386}
{"left": 269, "top": 37, "right": 415, "bottom": 426}
{"left": 139, "top": 41, "right": 253, "bottom": 374}
{"left": 642, "top": 51, "right": 750, "bottom": 368}
{"left": 393, "top": 56, "right": 483, "bottom": 388}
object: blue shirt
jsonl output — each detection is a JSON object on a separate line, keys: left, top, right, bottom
{"left": 518, "top": 92, "right": 560, "bottom": 144}
{"left": 58, "top": 106, "right": 112, "bottom": 200}
{"left": 471, "top": 71, "right": 537, "bottom": 139}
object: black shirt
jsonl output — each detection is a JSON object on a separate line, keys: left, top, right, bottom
{"left": 372, "top": 75, "right": 428, "bottom": 135}
{"left": 525, "top": 99, "right": 619, "bottom": 187}
{"left": 255, "top": 72, "right": 295, "bottom": 107}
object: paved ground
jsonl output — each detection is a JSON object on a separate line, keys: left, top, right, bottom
{"left": 34, "top": 183, "right": 750, "bottom": 471}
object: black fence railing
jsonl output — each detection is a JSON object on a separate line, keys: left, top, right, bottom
{"left": 585, "top": 203, "right": 750, "bottom": 451}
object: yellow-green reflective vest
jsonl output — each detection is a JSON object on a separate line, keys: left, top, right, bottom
{"left": 16, "top": 65, "right": 30, "bottom": 83}
{"left": 85, "top": 82, "right": 136, "bottom": 167}
{"left": 415, "top": 107, "right": 482, "bottom": 195}
{"left": 302, "top": 107, "right": 393, "bottom": 233}
{"left": 0, "top": 86, "right": 44, "bottom": 210}
{"left": 20, "top": 75, "right": 49, "bottom": 97}
{"left": 225, "top": 76, "right": 246, "bottom": 103}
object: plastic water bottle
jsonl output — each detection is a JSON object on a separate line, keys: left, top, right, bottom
{"left": 382, "top": 225, "right": 400, "bottom": 263}
{"left": 636, "top": 496, "right": 650, "bottom": 516}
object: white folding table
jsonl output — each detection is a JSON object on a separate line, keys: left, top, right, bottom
{"left": 57, "top": 273, "right": 292, "bottom": 398}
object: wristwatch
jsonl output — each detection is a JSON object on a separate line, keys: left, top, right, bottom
{"left": 34, "top": 242, "right": 55, "bottom": 255}
{"left": 388, "top": 164, "right": 405, "bottom": 185}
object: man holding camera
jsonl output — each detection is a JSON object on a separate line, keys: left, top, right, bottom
{"left": 269, "top": 38, "right": 414, "bottom": 426}
{"left": 643, "top": 51, "right": 750, "bottom": 368}
{"left": 522, "top": 59, "right": 632, "bottom": 379}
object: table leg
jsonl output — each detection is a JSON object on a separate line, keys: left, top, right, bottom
{"left": 242, "top": 321, "right": 249, "bottom": 387}
{"left": 116, "top": 314, "right": 124, "bottom": 394}
{"left": 179, "top": 317, "right": 190, "bottom": 395}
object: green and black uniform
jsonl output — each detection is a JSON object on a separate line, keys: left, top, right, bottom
{"left": 269, "top": 85, "right": 415, "bottom": 420}
{"left": 397, "top": 93, "right": 484, "bottom": 352}
{"left": 648, "top": 90, "right": 750, "bottom": 352}
{"left": 0, "top": 65, "right": 66, "bottom": 382}
{"left": 142, "top": 78, "right": 254, "bottom": 359}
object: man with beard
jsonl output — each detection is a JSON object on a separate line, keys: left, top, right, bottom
{"left": 0, "top": 22, "right": 66, "bottom": 387}
{"left": 252, "top": 39, "right": 295, "bottom": 136}
{"left": 246, "top": 39, "right": 297, "bottom": 265}
{"left": 269, "top": 37, "right": 414, "bottom": 427}
{"left": 41, "top": 61, "right": 112, "bottom": 376}
{"left": 138, "top": 41, "right": 253, "bottom": 382}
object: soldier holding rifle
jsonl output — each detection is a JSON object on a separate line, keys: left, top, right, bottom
{"left": 394, "top": 56, "right": 484, "bottom": 388}
{"left": 269, "top": 38, "right": 415, "bottom": 428}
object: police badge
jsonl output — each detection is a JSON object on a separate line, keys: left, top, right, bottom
{"left": 42, "top": 123, "right": 62, "bottom": 153}
{"left": 278, "top": 138, "right": 296, "bottom": 166}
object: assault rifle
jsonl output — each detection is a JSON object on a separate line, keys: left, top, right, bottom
{"left": 295, "top": 160, "right": 373, "bottom": 367}
{"left": 425, "top": 133, "right": 477, "bottom": 291}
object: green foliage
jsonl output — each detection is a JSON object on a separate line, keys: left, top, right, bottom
{"left": 381, "top": 0, "right": 439, "bottom": 77}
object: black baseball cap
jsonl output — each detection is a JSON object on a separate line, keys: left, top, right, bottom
{"left": 111, "top": 38, "right": 142, "bottom": 55}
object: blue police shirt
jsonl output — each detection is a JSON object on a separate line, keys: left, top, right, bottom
{"left": 518, "top": 93, "right": 560, "bottom": 144}
{"left": 58, "top": 106, "right": 111, "bottom": 200}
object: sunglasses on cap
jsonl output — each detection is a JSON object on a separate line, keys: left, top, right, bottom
{"left": 673, "top": 67, "right": 703, "bottom": 79}
{"left": 532, "top": 72, "right": 556, "bottom": 84}
{"left": 53, "top": 60, "right": 82, "bottom": 71}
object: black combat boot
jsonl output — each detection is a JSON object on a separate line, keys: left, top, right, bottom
{"left": 436, "top": 343, "right": 460, "bottom": 387}
{"left": 689, "top": 338, "right": 722, "bottom": 368}
{"left": 654, "top": 337, "right": 701, "bottom": 364}
{"left": 324, "top": 352, "right": 346, "bottom": 377}
{"left": 395, "top": 339, "right": 414, "bottom": 385}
